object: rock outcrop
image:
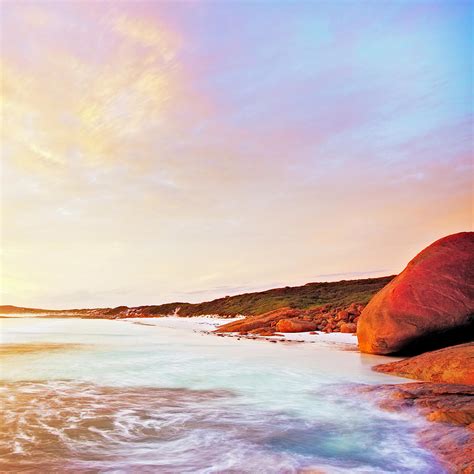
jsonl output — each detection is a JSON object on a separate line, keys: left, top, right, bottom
{"left": 374, "top": 343, "right": 474, "bottom": 385}
{"left": 215, "top": 308, "right": 302, "bottom": 334}
{"left": 361, "top": 382, "right": 474, "bottom": 429}
{"left": 360, "top": 383, "right": 474, "bottom": 473}
{"left": 275, "top": 319, "right": 318, "bottom": 333}
{"left": 357, "top": 232, "right": 474, "bottom": 355}
{"left": 216, "top": 304, "right": 364, "bottom": 335}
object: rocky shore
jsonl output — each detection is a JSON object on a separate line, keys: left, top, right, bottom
{"left": 359, "top": 383, "right": 474, "bottom": 473}
{"left": 374, "top": 343, "right": 474, "bottom": 385}
{"left": 2, "top": 232, "right": 473, "bottom": 471}
{"left": 355, "top": 233, "right": 474, "bottom": 473}
{"left": 215, "top": 303, "right": 362, "bottom": 336}
{"left": 369, "top": 344, "right": 474, "bottom": 473}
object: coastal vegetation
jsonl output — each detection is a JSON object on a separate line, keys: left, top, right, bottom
{"left": 0, "top": 276, "right": 394, "bottom": 318}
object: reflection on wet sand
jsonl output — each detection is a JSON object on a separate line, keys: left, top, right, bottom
{"left": 0, "top": 343, "right": 88, "bottom": 357}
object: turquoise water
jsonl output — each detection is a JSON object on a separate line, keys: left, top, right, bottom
{"left": 0, "top": 318, "right": 444, "bottom": 473}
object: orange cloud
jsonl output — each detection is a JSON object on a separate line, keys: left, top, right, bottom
{"left": 1, "top": 9, "right": 185, "bottom": 176}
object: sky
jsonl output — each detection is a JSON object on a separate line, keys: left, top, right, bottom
{"left": 1, "top": 1, "right": 472, "bottom": 309}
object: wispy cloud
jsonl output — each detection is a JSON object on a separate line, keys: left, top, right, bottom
{"left": 1, "top": 1, "right": 472, "bottom": 308}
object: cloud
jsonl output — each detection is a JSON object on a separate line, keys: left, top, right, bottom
{"left": 1, "top": 1, "right": 472, "bottom": 308}
{"left": 111, "top": 14, "right": 181, "bottom": 61}
{"left": 1, "top": 8, "right": 186, "bottom": 178}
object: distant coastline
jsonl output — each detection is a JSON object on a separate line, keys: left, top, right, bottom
{"left": 0, "top": 275, "right": 394, "bottom": 319}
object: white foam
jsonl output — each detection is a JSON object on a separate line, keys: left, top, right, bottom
{"left": 122, "top": 315, "right": 358, "bottom": 348}
{"left": 122, "top": 315, "right": 243, "bottom": 332}
{"left": 0, "top": 318, "right": 438, "bottom": 473}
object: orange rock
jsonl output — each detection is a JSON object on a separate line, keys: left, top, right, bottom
{"left": 340, "top": 322, "right": 357, "bottom": 333}
{"left": 248, "top": 328, "right": 275, "bottom": 336}
{"left": 347, "top": 303, "right": 358, "bottom": 313}
{"left": 275, "top": 319, "right": 318, "bottom": 332}
{"left": 360, "top": 382, "right": 474, "bottom": 473}
{"left": 357, "top": 232, "right": 474, "bottom": 354}
{"left": 216, "top": 307, "right": 302, "bottom": 333}
{"left": 374, "top": 343, "right": 474, "bottom": 385}
{"left": 427, "top": 409, "right": 474, "bottom": 426}
{"left": 336, "top": 310, "right": 349, "bottom": 321}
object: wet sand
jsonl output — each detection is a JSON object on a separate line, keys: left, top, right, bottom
{"left": 0, "top": 343, "right": 88, "bottom": 357}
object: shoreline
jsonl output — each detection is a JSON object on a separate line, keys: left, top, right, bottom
{"left": 359, "top": 383, "right": 474, "bottom": 474}
{"left": 2, "top": 315, "right": 471, "bottom": 472}
{"left": 0, "top": 313, "right": 361, "bottom": 349}
{"left": 121, "top": 315, "right": 361, "bottom": 349}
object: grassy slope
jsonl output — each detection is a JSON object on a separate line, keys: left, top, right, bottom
{"left": 136, "top": 276, "right": 394, "bottom": 317}
{"left": 1, "top": 276, "right": 394, "bottom": 317}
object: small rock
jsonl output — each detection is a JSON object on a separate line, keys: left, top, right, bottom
{"left": 340, "top": 322, "right": 357, "bottom": 333}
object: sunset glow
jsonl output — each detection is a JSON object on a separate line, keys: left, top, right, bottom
{"left": 1, "top": 1, "right": 472, "bottom": 308}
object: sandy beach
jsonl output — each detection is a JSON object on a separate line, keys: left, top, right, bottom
{"left": 124, "top": 315, "right": 359, "bottom": 346}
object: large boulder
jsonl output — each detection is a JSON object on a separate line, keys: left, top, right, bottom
{"left": 374, "top": 343, "right": 474, "bottom": 385}
{"left": 357, "top": 232, "right": 474, "bottom": 354}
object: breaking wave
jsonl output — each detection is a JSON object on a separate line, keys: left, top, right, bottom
{"left": 0, "top": 380, "right": 443, "bottom": 473}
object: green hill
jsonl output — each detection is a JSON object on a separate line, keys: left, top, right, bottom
{"left": 130, "top": 276, "right": 394, "bottom": 317}
{"left": 1, "top": 276, "right": 394, "bottom": 318}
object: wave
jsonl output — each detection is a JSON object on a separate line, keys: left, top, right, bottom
{"left": 0, "top": 380, "right": 444, "bottom": 473}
